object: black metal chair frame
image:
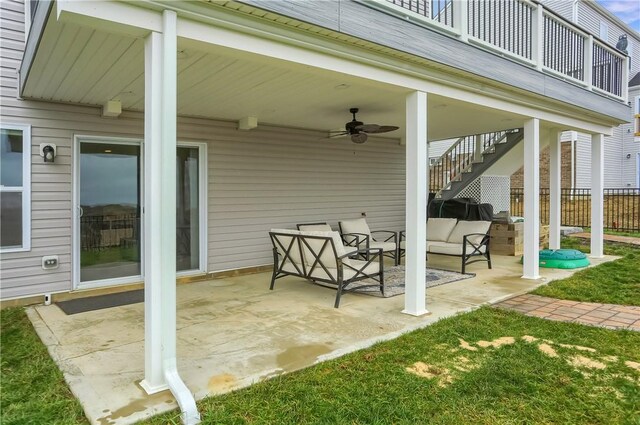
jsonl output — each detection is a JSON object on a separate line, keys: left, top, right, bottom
{"left": 337, "top": 223, "right": 399, "bottom": 266}
{"left": 269, "top": 231, "right": 385, "bottom": 308}
{"left": 398, "top": 231, "right": 492, "bottom": 274}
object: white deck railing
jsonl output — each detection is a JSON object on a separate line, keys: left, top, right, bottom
{"left": 366, "top": 0, "right": 629, "bottom": 102}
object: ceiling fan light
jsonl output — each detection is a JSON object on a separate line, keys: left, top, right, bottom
{"left": 351, "top": 133, "right": 368, "bottom": 144}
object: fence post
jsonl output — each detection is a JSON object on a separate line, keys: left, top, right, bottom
{"left": 453, "top": 0, "right": 468, "bottom": 42}
{"left": 584, "top": 35, "right": 593, "bottom": 91}
{"left": 532, "top": 4, "right": 544, "bottom": 71}
{"left": 622, "top": 55, "right": 629, "bottom": 103}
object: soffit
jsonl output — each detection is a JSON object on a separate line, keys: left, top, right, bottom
{"left": 22, "top": 13, "right": 529, "bottom": 141}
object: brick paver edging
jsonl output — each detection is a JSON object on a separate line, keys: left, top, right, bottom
{"left": 494, "top": 294, "right": 640, "bottom": 331}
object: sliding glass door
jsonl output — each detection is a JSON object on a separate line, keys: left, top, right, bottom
{"left": 75, "top": 139, "right": 206, "bottom": 288}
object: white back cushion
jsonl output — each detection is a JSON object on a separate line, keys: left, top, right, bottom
{"left": 270, "top": 229, "right": 304, "bottom": 267}
{"left": 298, "top": 223, "right": 332, "bottom": 232}
{"left": 426, "top": 218, "right": 458, "bottom": 242}
{"left": 299, "top": 230, "right": 348, "bottom": 267}
{"left": 339, "top": 218, "right": 371, "bottom": 237}
{"left": 447, "top": 221, "right": 492, "bottom": 244}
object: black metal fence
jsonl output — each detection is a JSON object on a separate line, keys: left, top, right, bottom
{"left": 510, "top": 188, "right": 640, "bottom": 232}
{"left": 80, "top": 214, "right": 140, "bottom": 251}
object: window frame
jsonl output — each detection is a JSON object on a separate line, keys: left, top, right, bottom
{"left": 599, "top": 21, "right": 608, "bottom": 42}
{"left": 1, "top": 123, "right": 31, "bottom": 253}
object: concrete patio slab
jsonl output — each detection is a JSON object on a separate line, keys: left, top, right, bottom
{"left": 26, "top": 254, "right": 616, "bottom": 425}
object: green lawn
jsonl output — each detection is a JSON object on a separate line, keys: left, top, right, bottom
{"left": 0, "top": 308, "right": 87, "bottom": 425}
{"left": 80, "top": 246, "right": 139, "bottom": 267}
{"left": 147, "top": 308, "right": 640, "bottom": 425}
{"left": 532, "top": 238, "right": 640, "bottom": 306}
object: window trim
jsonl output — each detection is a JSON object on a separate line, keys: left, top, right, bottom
{"left": 599, "top": 21, "right": 608, "bottom": 41}
{"left": 1, "top": 123, "right": 31, "bottom": 253}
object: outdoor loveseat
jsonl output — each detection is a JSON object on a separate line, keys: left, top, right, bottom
{"left": 400, "top": 218, "right": 492, "bottom": 274}
{"left": 269, "top": 229, "right": 384, "bottom": 308}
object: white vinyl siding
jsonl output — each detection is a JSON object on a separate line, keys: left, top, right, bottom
{"left": 541, "top": 0, "right": 573, "bottom": 21}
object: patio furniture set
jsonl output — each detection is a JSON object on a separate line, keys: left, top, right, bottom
{"left": 269, "top": 218, "right": 492, "bottom": 307}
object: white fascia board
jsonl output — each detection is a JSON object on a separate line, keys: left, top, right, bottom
{"left": 56, "top": 0, "right": 616, "bottom": 135}
{"left": 56, "top": 0, "right": 161, "bottom": 36}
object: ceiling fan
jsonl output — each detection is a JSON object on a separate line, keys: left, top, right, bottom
{"left": 329, "top": 108, "right": 399, "bottom": 144}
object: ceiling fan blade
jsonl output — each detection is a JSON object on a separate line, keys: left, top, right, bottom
{"left": 327, "top": 131, "right": 349, "bottom": 139}
{"left": 365, "top": 125, "right": 399, "bottom": 134}
{"left": 355, "top": 123, "right": 380, "bottom": 133}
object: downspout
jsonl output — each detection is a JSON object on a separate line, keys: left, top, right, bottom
{"left": 160, "top": 10, "right": 200, "bottom": 425}
{"left": 572, "top": 0, "right": 579, "bottom": 24}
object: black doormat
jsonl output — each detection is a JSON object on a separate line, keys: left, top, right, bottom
{"left": 56, "top": 289, "right": 144, "bottom": 315}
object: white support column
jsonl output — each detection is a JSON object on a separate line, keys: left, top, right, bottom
{"left": 142, "top": 10, "right": 200, "bottom": 425}
{"left": 523, "top": 118, "right": 540, "bottom": 279}
{"left": 141, "top": 30, "right": 166, "bottom": 395}
{"left": 403, "top": 91, "right": 429, "bottom": 317}
{"left": 549, "top": 129, "right": 562, "bottom": 250}
{"left": 474, "top": 134, "right": 482, "bottom": 162}
{"left": 590, "top": 134, "right": 604, "bottom": 258}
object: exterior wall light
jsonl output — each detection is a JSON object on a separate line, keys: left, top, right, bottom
{"left": 40, "top": 143, "right": 56, "bottom": 163}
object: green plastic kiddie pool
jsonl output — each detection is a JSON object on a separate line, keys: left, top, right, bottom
{"left": 538, "top": 249, "right": 590, "bottom": 269}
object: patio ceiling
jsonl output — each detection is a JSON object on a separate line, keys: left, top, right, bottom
{"left": 23, "top": 14, "right": 531, "bottom": 141}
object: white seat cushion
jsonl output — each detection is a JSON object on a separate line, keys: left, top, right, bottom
{"left": 427, "top": 218, "right": 458, "bottom": 242}
{"left": 370, "top": 241, "right": 396, "bottom": 253}
{"left": 428, "top": 241, "right": 486, "bottom": 256}
{"left": 447, "top": 221, "right": 491, "bottom": 245}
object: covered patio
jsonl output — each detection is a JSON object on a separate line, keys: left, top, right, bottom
{"left": 26, "top": 253, "right": 616, "bottom": 425}
{"left": 18, "top": 1, "right": 626, "bottom": 424}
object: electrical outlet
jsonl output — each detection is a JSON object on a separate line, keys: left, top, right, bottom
{"left": 42, "top": 255, "right": 59, "bottom": 270}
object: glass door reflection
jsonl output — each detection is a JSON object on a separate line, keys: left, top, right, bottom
{"left": 176, "top": 146, "right": 200, "bottom": 272}
{"left": 79, "top": 142, "right": 141, "bottom": 283}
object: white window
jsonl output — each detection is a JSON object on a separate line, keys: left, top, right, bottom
{"left": 599, "top": 22, "right": 608, "bottom": 42}
{"left": 1, "top": 124, "right": 31, "bottom": 252}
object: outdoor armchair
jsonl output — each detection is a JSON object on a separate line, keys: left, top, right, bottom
{"left": 338, "top": 218, "right": 399, "bottom": 266}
